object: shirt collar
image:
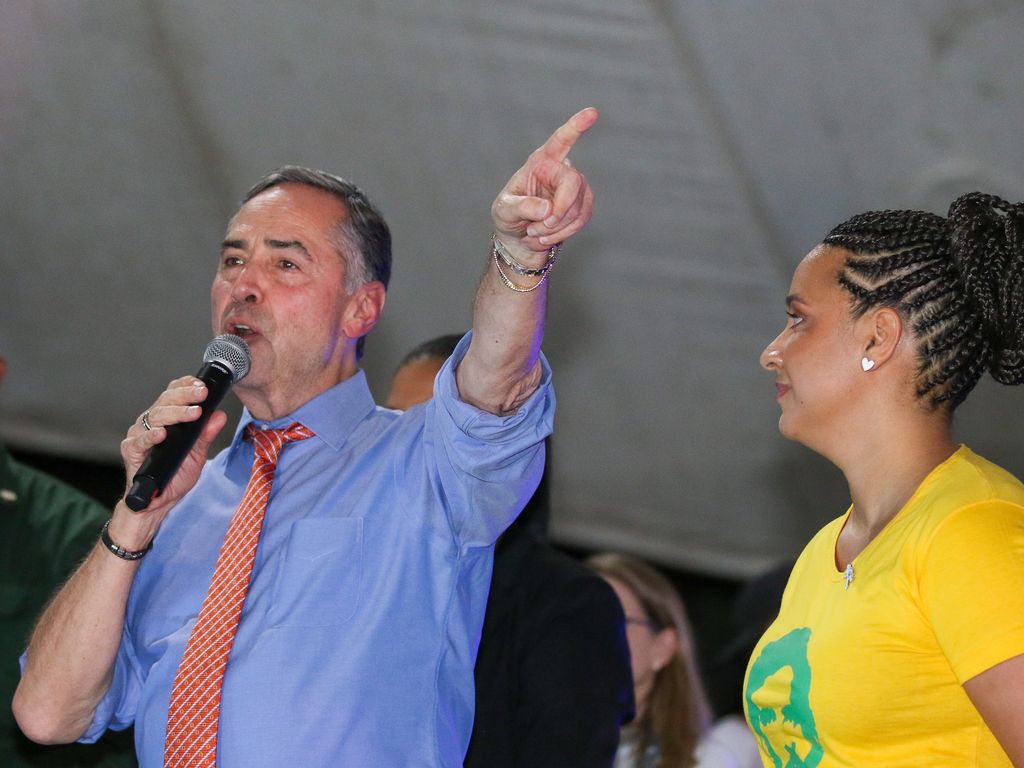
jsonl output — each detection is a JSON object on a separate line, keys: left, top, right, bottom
{"left": 229, "top": 370, "right": 377, "bottom": 454}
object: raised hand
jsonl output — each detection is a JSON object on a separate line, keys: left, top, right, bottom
{"left": 491, "top": 107, "right": 598, "bottom": 258}
{"left": 461, "top": 109, "right": 599, "bottom": 415}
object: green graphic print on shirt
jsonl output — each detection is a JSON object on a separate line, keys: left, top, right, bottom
{"left": 746, "top": 628, "right": 822, "bottom": 768}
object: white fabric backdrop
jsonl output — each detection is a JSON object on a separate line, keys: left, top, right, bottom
{"left": 2, "top": 0, "right": 1022, "bottom": 577}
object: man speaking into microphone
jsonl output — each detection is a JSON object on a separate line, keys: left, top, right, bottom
{"left": 14, "top": 108, "right": 598, "bottom": 768}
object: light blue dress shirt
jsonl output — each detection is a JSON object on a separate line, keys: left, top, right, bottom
{"left": 81, "top": 337, "right": 553, "bottom": 767}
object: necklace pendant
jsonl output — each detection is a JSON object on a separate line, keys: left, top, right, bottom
{"left": 844, "top": 562, "right": 855, "bottom": 590}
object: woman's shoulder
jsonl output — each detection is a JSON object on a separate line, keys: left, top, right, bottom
{"left": 693, "top": 715, "right": 761, "bottom": 768}
{"left": 925, "top": 446, "right": 1024, "bottom": 510}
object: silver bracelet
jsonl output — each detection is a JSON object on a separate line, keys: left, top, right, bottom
{"left": 491, "top": 234, "right": 559, "bottom": 278}
{"left": 493, "top": 250, "right": 549, "bottom": 293}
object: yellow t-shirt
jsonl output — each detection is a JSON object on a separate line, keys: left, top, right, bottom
{"left": 743, "top": 447, "right": 1024, "bottom": 767}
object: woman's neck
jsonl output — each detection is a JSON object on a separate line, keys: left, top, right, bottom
{"left": 834, "top": 413, "right": 957, "bottom": 563}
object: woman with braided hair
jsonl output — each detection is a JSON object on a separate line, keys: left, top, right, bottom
{"left": 745, "top": 192, "right": 1024, "bottom": 766}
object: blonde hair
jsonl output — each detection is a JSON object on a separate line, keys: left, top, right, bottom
{"left": 587, "top": 552, "right": 713, "bottom": 768}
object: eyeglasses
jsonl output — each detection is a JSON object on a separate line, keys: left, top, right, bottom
{"left": 624, "top": 616, "right": 657, "bottom": 629}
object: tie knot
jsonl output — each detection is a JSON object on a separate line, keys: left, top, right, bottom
{"left": 244, "top": 422, "right": 314, "bottom": 464}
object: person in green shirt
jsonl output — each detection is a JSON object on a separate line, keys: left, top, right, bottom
{"left": 0, "top": 355, "right": 136, "bottom": 767}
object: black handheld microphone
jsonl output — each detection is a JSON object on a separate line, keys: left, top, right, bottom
{"left": 125, "top": 334, "right": 251, "bottom": 512}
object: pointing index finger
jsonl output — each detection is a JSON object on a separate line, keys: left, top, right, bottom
{"left": 536, "top": 107, "right": 599, "bottom": 163}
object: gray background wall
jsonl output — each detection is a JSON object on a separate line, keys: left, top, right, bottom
{"left": 3, "top": 0, "right": 1023, "bottom": 579}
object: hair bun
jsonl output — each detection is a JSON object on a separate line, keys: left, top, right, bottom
{"left": 946, "top": 192, "right": 1024, "bottom": 385}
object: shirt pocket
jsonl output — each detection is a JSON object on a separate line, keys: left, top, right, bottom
{"left": 267, "top": 517, "right": 362, "bottom": 628}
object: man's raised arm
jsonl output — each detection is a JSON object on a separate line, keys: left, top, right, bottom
{"left": 457, "top": 108, "right": 597, "bottom": 415}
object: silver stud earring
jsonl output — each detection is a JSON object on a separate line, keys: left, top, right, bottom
{"left": 861, "top": 357, "right": 875, "bottom": 372}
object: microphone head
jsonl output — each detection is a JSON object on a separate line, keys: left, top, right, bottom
{"left": 203, "top": 334, "right": 252, "bottom": 382}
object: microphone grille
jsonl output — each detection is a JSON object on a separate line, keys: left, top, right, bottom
{"left": 204, "top": 334, "right": 252, "bottom": 382}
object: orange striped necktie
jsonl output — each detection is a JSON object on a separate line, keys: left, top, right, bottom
{"left": 163, "top": 422, "right": 313, "bottom": 767}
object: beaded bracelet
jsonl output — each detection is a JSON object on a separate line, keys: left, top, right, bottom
{"left": 100, "top": 518, "right": 153, "bottom": 561}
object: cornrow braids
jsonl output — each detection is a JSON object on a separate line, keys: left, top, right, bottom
{"left": 823, "top": 193, "right": 1024, "bottom": 411}
{"left": 948, "top": 193, "right": 1024, "bottom": 387}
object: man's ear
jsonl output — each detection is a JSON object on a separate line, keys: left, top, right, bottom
{"left": 858, "top": 306, "right": 903, "bottom": 369}
{"left": 342, "top": 282, "right": 387, "bottom": 341}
